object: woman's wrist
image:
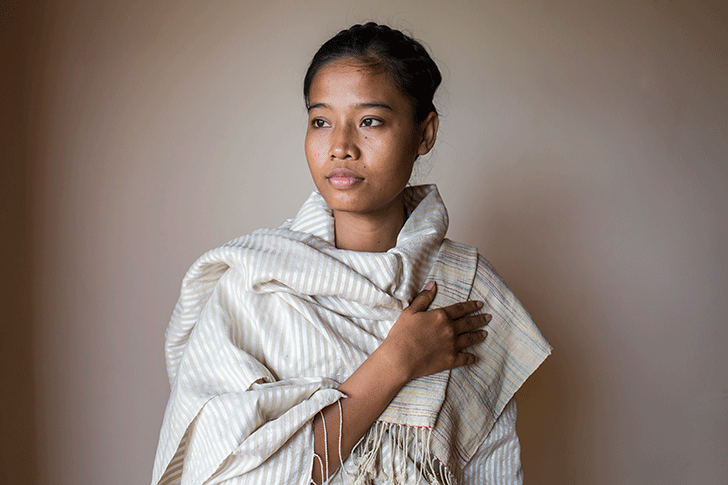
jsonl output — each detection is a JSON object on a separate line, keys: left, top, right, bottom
{"left": 366, "top": 340, "right": 416, "bottom": 387}
{"left": 311, "top": 342, "right": 412, "bottom": 484}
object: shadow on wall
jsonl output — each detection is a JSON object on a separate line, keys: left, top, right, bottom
{"left": 464, "top": 154, "right": 592, "bottom": 484}
{"left": 1, "top": 1, "right": 38, "bottom": 484}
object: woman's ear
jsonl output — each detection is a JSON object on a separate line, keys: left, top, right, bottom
{"left": 417, "top": 112, "right": 439, "bottom": 156}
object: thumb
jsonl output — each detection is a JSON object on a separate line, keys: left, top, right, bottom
{"left": 408, "top": 281, "right": 437, "bottom": 313}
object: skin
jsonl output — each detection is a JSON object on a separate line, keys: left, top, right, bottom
{"left": 305, "top": 59, "right": 490, "bottom": 484}
{"left": 305, "top": 59, "right": 438, "bottom": 252}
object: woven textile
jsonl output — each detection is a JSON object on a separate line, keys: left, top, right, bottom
{"left": 150, "top": 185, "right": 551, "bottom": 484}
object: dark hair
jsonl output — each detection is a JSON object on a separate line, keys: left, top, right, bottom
{"left": 303, "top": 22, "right": 442, "bottom": 124}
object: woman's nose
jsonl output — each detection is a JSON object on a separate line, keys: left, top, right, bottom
{"left": 329, "top": 124, "right": 360, "bottom": 160}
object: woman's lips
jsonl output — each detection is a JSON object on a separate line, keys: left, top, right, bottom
{"left": 326, "top": 168, "right": 364, "bottom": 188}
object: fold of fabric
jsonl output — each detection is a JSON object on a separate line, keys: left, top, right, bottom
{"left": 150, "top": 185, "right": 551, "bottom": 485}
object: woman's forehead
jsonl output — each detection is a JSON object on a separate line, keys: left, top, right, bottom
{"left": 308, "top": 60, "right": 408, "bottom": 110}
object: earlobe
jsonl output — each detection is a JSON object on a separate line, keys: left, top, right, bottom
{"left": 417, "top": 112, "right": 439, "bottom": 156}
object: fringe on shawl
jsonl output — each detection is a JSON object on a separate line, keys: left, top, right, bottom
{"left": 349, "top": 422, "right": 457, "bottom": 485}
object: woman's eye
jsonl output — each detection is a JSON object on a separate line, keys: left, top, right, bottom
{"left": 360, "top": 118, "right": 382, "bottom": 127}
{"left": 311, "top": 119, "right": 329, "bottom": 128}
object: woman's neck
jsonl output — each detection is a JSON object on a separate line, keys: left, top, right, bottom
{"left": 333, "top": 199, "right": 406, "bottom": 252}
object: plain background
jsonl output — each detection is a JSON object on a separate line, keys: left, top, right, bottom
{"left": 2, "top": 0, "right": 727, "bottom": 484}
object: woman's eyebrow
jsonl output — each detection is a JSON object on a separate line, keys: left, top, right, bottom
{"left": 307, "top": 102, "right": 393, "bottom": 112}
{"left": 307, "top": 102, "right": 329, "bottom": 111}
{"left": 355, "top": 102, "right": 393, "bottom": 111}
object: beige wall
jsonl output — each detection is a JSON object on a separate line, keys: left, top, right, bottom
{"left": 3, "top": 0, "right": 726, "bottom": 483}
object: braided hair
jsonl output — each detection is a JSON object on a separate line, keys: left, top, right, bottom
{"left": 303, "top": 22, "right": 442, "bottom": 124}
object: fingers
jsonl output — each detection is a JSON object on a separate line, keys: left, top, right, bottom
{"left": 442, "top": 300, "right": 483, "bottom": 320}
{"left": 411, "top": 282, "right": 485, "bottom": 320}
{"left": 455, "top": 329, "right": 488, "bottom": 350}
{"left": 452, "top": 312, "right": 491, "bottom": 335}
{"left": 453, "top": 352, "right": 479, "bottom": 368}
{"left": 407, "top": 280, "right": 438, "bottom": 313}
{"left": 453, "top": 328, "right": 488, "bottom": 367}
{"left": 410, "top": 282, "right": 492, "bottom": 334}
{"left": 452, "top": 312, "right": 490, "bottom": 353}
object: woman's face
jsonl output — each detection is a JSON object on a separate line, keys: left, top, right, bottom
{"left": 305, "top": 59, "right": 436, "bottom": 218}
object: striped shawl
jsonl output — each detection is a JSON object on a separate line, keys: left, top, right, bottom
{"left": 150, "top": 185, "right": 551, "bottom": 484}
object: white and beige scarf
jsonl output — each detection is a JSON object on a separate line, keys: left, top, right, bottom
{"left": 150, "top": 185, "right": 550, "bottom": 485}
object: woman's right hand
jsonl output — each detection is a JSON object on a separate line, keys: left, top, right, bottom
{"left": 379, "top": 281, "right": 491, "bottom": 382}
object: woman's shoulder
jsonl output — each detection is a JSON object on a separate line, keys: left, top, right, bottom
{"left": 434, "top": 238, "right": 508, "bottom": 290}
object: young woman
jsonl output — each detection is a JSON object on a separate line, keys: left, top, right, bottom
{"left": 151, "top": 23, "right": 550, "bottom": 485}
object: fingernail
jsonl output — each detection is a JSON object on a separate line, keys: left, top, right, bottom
{"left": 476, "top": 301, "right": 483, "bottom": 309}
{"left": 485, "top": 314, "right": 492, "bottom": 322}
{"left": 424, "top": 281, "right": 435, "bottom": 291}
{"left": 481, "top": 330, "right": 488, "bottom": 338}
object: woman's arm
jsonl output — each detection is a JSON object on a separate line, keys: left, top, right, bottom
{"left": 311, "top": 281, "right": 491, "bottom": 484}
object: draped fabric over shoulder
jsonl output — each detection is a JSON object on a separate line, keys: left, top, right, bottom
{"left": 151, "top": 185, "right": 551, "bottom": 485}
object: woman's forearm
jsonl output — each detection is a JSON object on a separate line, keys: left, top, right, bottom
{"left": 311, "top": 343, "right": 409, "bottom": 484}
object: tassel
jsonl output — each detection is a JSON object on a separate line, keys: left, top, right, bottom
{"left": 350, "top": 422, "right": 457, "bottom": 484}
